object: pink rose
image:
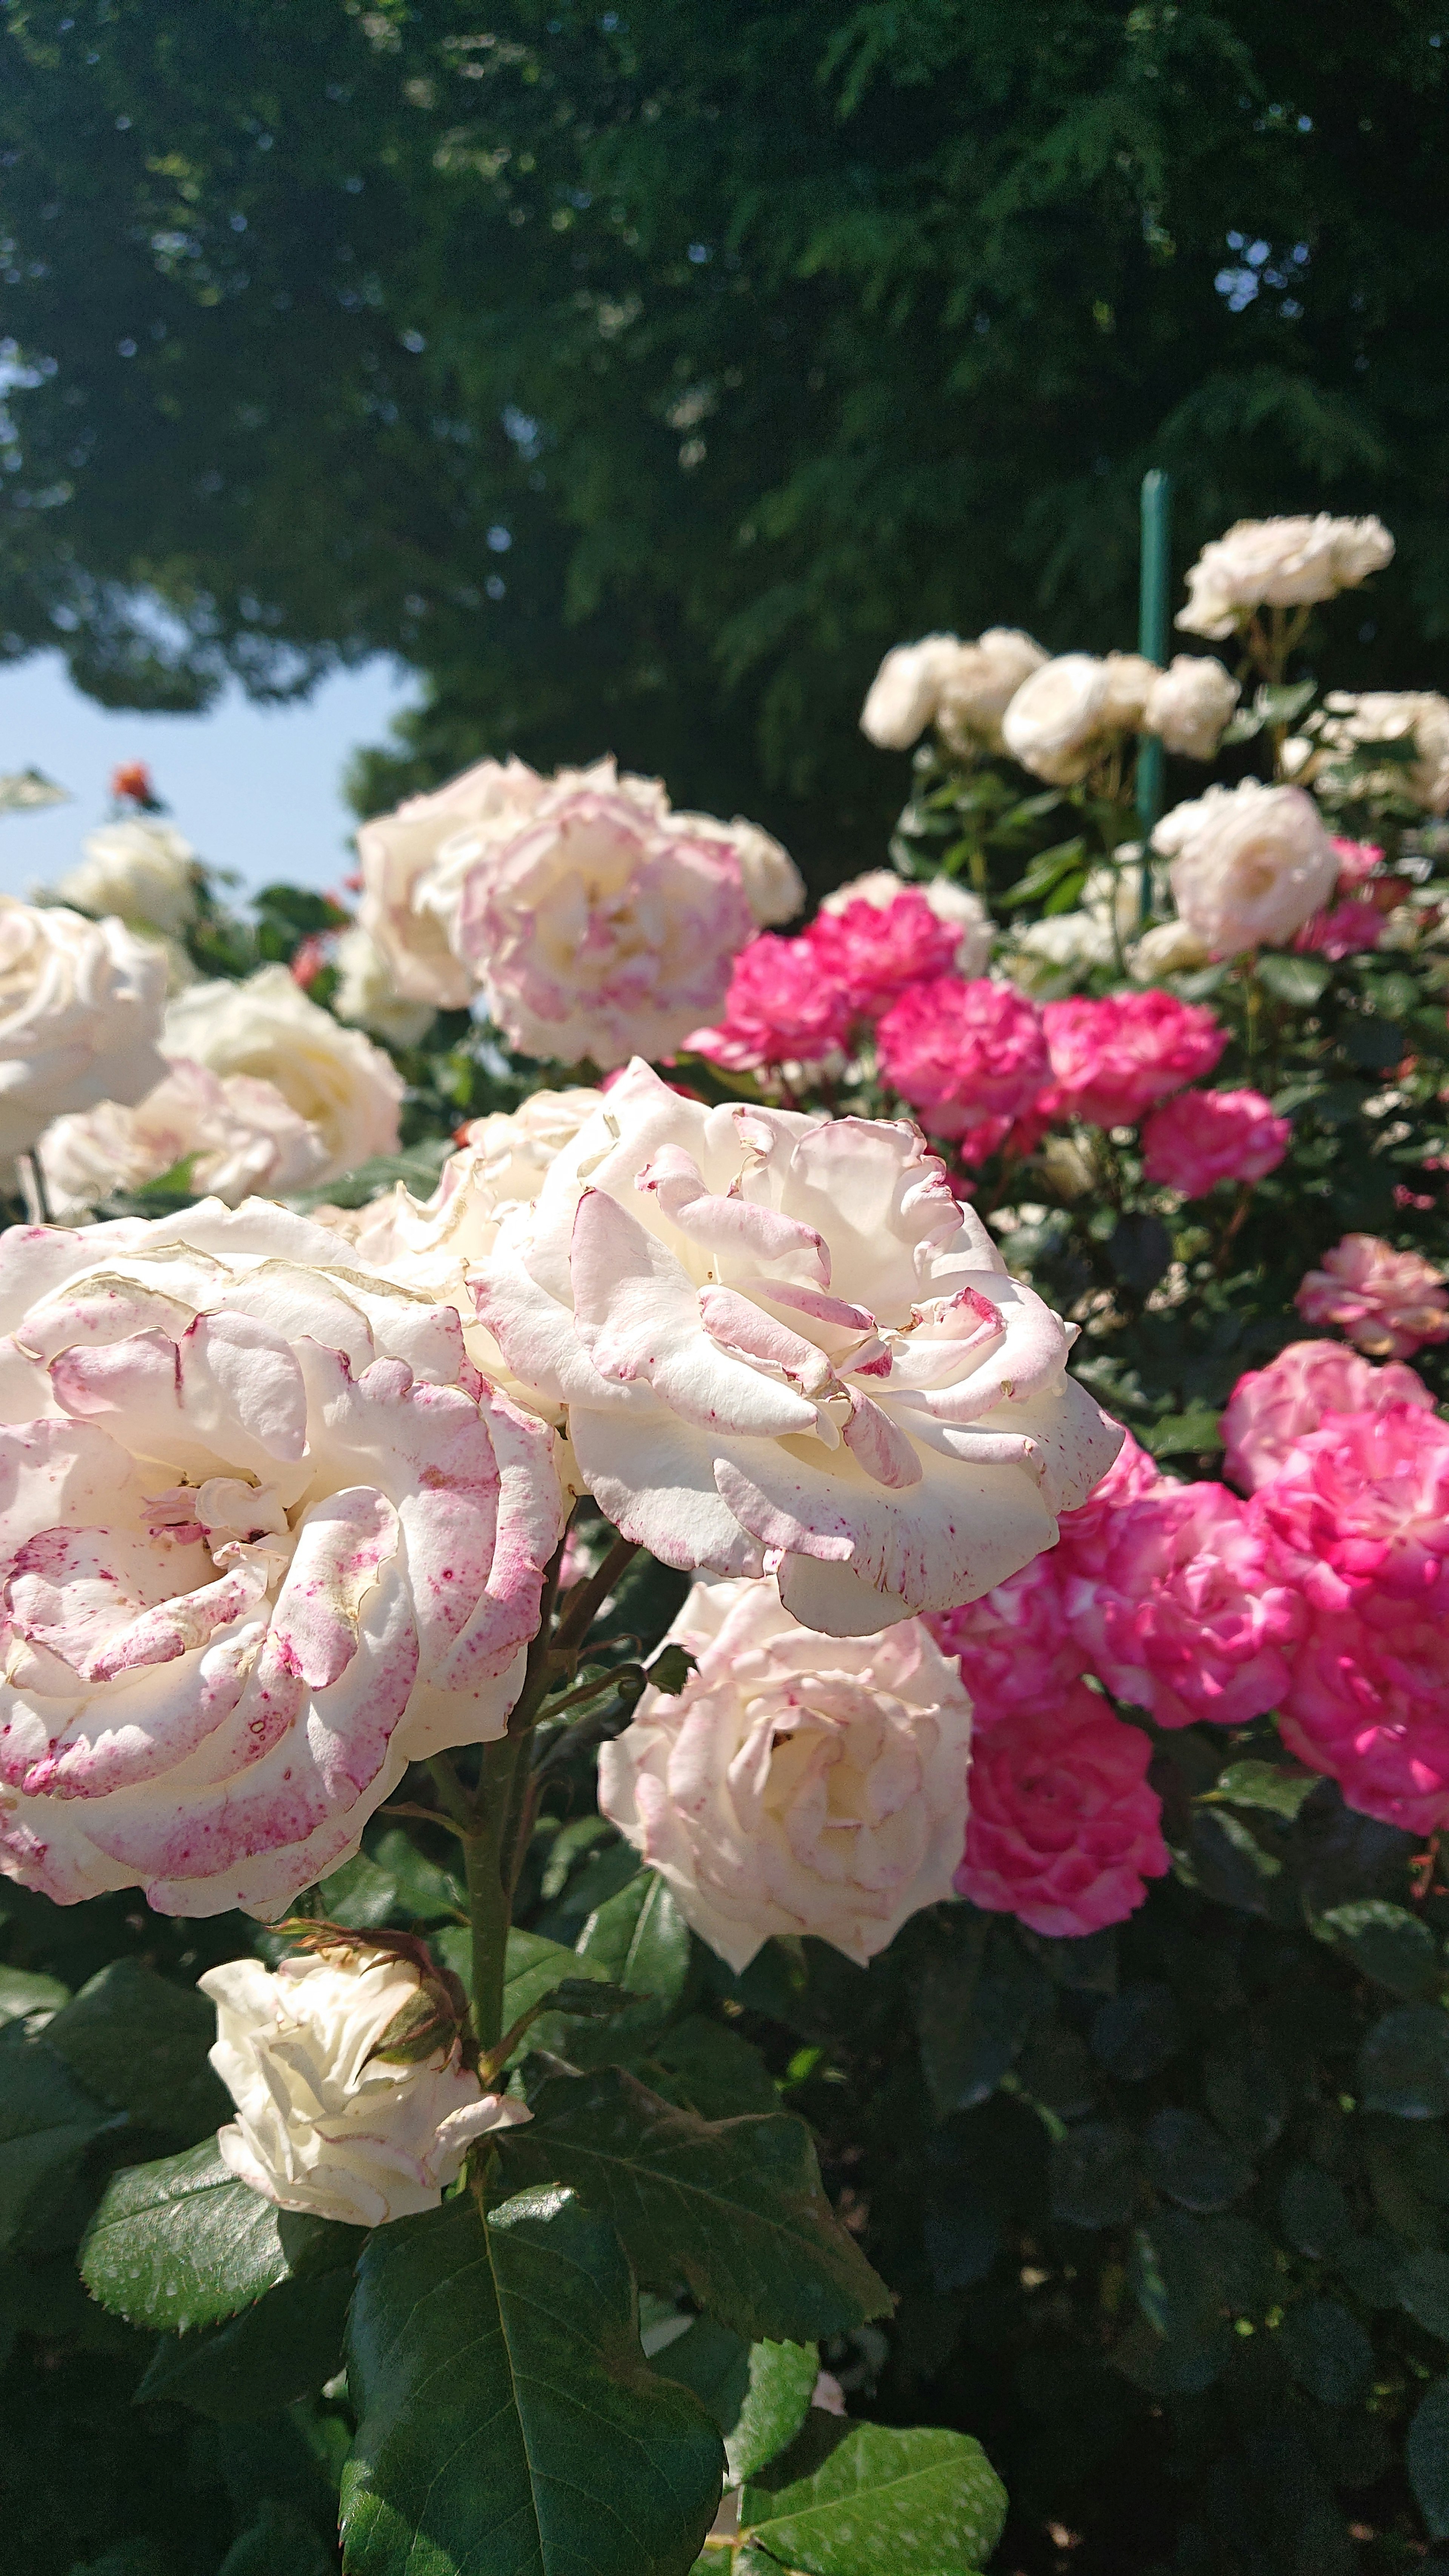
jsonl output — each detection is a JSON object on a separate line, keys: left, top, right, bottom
{"left": 804, "top": 891, "right": 960, "bottom": 1018}
{"left": 1061, "top": 1479, "right": 1302, "bottom": 1729}
{"left": 1330, "top": 835, "right": 1384, "bottom": 888}
{"left": 1296, "top": 1233, "right": 1449, "bottom": 1360}
{"left": 1280, "top": 1593, "right": 1449, "bottom": 1836}
{"left": 1052, "top": 1426, "right": 1163, "bottom": 1584}
{"left": 1293, "top": 899, "right": 1384, "bottom": 961}
{"left": 876, "top": 974, "right": 1049, "bottom": 1146}
{"left": 448, "top": 762, "right": 757, "bottom": 1069}
{"left": 1039, "top": 990, "right": 1227, "bottom": 1130}
{"left": 690, "top": 932, "right": 856, "bottom": 1072}
{"left": 1139, "top": 1087, "right": 1291, "bottom": 1195}
{"left": 1251, "top": 1403, "right": 1449, "bottom": 1612}
{"left": 927, "top": 1549, "right": 1088, "bottom": 1727}
{"left": 1222, "top": 1338, "right": 1432, "bottom": 1493}
{"left": 956, "top": 1684, "right": 1169, "bottom": 1938}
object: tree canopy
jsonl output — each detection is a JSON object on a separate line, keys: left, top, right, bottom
{"left": 1, "top": 0, "right": 1446, "bottom": 874}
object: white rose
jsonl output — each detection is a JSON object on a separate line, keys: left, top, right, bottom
{"left": 600, "top": 1575, "right": 972, "bottom": 1971}
{"left": 202, "top": 1945, "right": 531, "bottom": 2226}
{"left": 1001, "top": 654, "right": 1114, "bottom": 785}
{"left": 332, "top": 922, "right": 437, "bottom": 1049}
{"left": 37, "top": 1058, "right": 329, "bottom": 1220}
{"left": 1142, "top": 656, "right": 1241, "bottom": 760}
{"left": 1176, "top": 515, "right": 1395, "bottom": 639}
{"left": 859, "top": 635, "right": 968, "bottom": 749}
{"left": 934, "top": 629, "right": 1050, "bottom": 757}
{"left": 350, "top": 1087, "right": 604, "bottom": 1300}
{"left": 821, "top": 870, "right": 992, "bottom": 977}
{"left": 1099, "top": 653, "right": 1161, "bottom": 731}
{"left": 163, "top": 967, "right": 403, "bottom": 1184}
{"left": 474, "top": 1060, "right": 1122, "bottom": 1636}
{"left": 1128, "top": 919, "right": 1212, "bottom": 981}
{"left": 1154, "top": 780, "right": 1338, "bottom": 956}
{"left": 356, "top": 755, "right": 548, "bottom": 1008}
{"left": 1319, "top": 691, "right": 1449, "bottom": 814}
{"left": 0, "top": 1197, "right": 566, "bottom": 1916}
{"left": 0, "top": 899, "right": 168, "bottom": 1163}
{"left": 1006, "top": 912, "right": 1116, "bottom": 994}
{"left": 57, "top": 820, "right": 200, "bottom": 940}
{"left": 675, "top": 814, "right": 804, "bottom": 928}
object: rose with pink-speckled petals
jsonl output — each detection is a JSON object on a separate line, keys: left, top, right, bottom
{"left": 1221, "top": 1340, "right": 1432, "bottom": 1494}
{"left": 1250, "top": 1403, "right": 1449, "bottom": 1614}
{"left": 690, "top": 933, "right": 856, "bottom": 1073}
{"left": 927, "top": 1549, "right": 1089, "bottom": 1726}
{"left": 444, "top": 759, "right": 756, "bottom": 1069}
{"left": 1039, "top": 990, "right": 1227, "bottom": 1131}
{"left": 1139, "top": 1087, "right": 1291, "bottom": 1196}
{"left": 475, "top": 1060, "right": 1122, "bottom": 1636}
{"left": 1296, "top": 1233, "right": 1449, "bottom": 1361}
{"left": 956, "top": 1686, "right": 1169, "bottom": 1938}
{"left": 1060, "top": 1479, "right": 1302, "bottom": 1729}
{"left": 356, "top": 754, "right": 546, "bottom": 1010}
{"left": 598, "top": 1573, "right": 973, "bottom": 1970}
{"left": 0, "top": 1200, "right": 565, "bottom": 1919}
{"left": 876, "top": 975, "right": 1049, "bottom": 1147}
{"left": 1279, "top": 1592, "right": 1449, "bottom": 1836}
{"left": 803, "top": 892, "right": 959, "bottom": 1019}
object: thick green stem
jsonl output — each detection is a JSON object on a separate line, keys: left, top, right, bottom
{"left": 466, "top": 1732, "right": 528, "bottom": 2055}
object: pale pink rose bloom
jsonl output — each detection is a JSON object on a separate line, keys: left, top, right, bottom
{"left": 1155, "top": 780, "right": 1339, "bottom": 958}
{"left": 598, "top": 1573, "right": 973, "bottom": 1970}
{"left": 859, "top": 635, "right": 969, "bottom": 749}
{"left": 1295, "top": 1233, "right": 1449, "bottom": 1360}
{"left": 1038, "top": 990, "right": 1226, "bottom": 1130}
{"left": 1141, "top": 656, "right": 1240, "bottom": 761}
{"left": 1250, "top": 1403, "right": 1449, "bottom": 1613}
{"left": 162, "top": 968, "right": 403, "bottom": 1186}
{"left": 672, "top": 812, "right": 804, "bottom": 927}
{"left": 804, "top": 891, "right": 959, "bottom": 1019}
{"left": 0, "top": 1200, "right": 565, "bottom": 1917}
{"left": 475, "top": 1060, "right": 1123, "bottom": 1635}
{"left": 1279, "top": 1593, "right": 1449, "bottom": 1836}
{"left": 447, "top": 760, "right": 756, "bottom": 1069}
{"left": 955, "top": 1685, "right": 1169, "bottom": 1939}
{"left": 690, "top": 932, "right": 855, "bottom": 1073}
{"left": 1221, "top": 1339, "right": 1432, "bottom": 1493}
{"left": 38, "top": 1059, "right": 329, "bottom": 1220}
{"left": 1176, "top": 514, "right": 1394, "bottom": 639}
{"left": 820, "top": 870, "right": 992, "bottom": 978}
{"left": 0, "top": 899, "right": 168, "bottom": 1162}
{"left": 1139, "top": 1087, "right": 1291, "bottom": 1196}
{"left": 934, "top": 630, "right": 1050, "bottom": 757}
{"left": 356, "top": 754, "right": 546, "bottom": 1009}
{"left": 1061, "top": 1480, "right": 1302, "bottom": 1729}
{"left": 875, "top": 974, "right": 1049, "bottom": 1146}
{"left": 927, "top": 1548, "right": 1088, "bottom": 1728}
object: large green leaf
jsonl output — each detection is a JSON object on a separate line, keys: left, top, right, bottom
{"left": 739, "top": 2419, "right": 1007, "bottom": 2576}
{"left": 575, "top": 1870, "right": 692, "bottom": 2002}
{"left": 340, "top": 2183, "right": 723, "bottom": 2576}
{"left": 0, "top": 1965, "right": 69, "bottom": 2026}
{"left": 726, "top": 2339, "right": 820, "bottom": 2485}
{"left": 0, "top": 2021, "right": 113, "bottom": 2253}
{"left": 1408, "top": 2373, "right": 1449, "bottom": 2539}
{"left": 497, "top": 2067, "right": 889, "bottom": 2341}
{"left": 80, "top": 2139, "right": 359, "bottom": 2331}
{"left": 45, "top": 1958, "right": 231, "bottom": 2141}
{"left": 135, "top": 2258, "right": 357, "bottom": 2418}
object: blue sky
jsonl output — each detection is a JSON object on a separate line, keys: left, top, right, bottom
{"left": 0, "top": 650, "right": 421, "bottom": 903}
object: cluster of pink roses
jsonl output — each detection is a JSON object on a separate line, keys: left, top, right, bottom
{"left": 930, "top": 1336, "right": 1449, "bottom": 1939}
{"left": 693, "top": 878, "right": 980, "bottom": 1073}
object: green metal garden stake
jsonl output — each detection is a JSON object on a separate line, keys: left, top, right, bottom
{"left": 1136, "top": 466, "right": 1172, "bottom": 926}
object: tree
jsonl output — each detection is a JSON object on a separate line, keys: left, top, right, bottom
{"left": 1, "top": 0, "right": 1446, "bottom": 881}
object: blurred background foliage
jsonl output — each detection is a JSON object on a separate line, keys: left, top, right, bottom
{"left": 1, "top": 1, "right": 1447, "bottom": 889}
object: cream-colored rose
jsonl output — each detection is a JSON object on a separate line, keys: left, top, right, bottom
{"left": 1128, "top": 918, "right": 1212, "bottom": 981}
{"left": 1001, "top": 654, "right": 1114, "bottom": 785}
{"left": 820, "top": 870, "right": 992, "bottom": 977}
{"left": 1006, "top": 912, "right": 1117, "bottom": 994}
{"left": 37, "top": 1058, "right": 329, "bottom": 1219}
{"left": 332, "top": 922, "right": 437, "bottom": 1049}
{"left": 1142, "top": 656, "right": 1241, "bottom": 761}
{"left": 1154, "top": 780, "right": 1338, "bottom": 957}
{"left": 202, "top": 1947, "right": 530, "bottom": 2225}
{"left": 163, "top": 967, "right": 403, "bottom": 1184}
{"left": 934, "top": 629, "right": 1050, "bottom": 757}
{"left": 1319, "top": 691, "right": 1449, "bottom": 814}
{"left": 598, "top": 1574, "right": 972, "bottom": 1970}
{"left": 0, "top": 899, "right": 168, "bottom": 1162}
{"left": 356, "top": 755, "right": 548, "bottom": 1007}
{"left": 350, "top": 1088, "right": 603, "bottom": 1294}
{"left": 1099, "top": 653, "right": 1161, "bottom": 731}
{"left": 859, "top": 635, "right": 968, "bottom": 750}
{"left": 57, "top": 820, "right": 200, "bottom": 940}
{"left": 1177, "top": 515, "right": 1394, "bottom": 639}
{"left": 677, "top": 814, "right": 803, "bottom": 927}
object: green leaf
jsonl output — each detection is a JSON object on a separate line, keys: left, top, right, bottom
{"left": 1256, "top": 952, "right": 1331, "bottom": 1006}
{"left": 638, "top": 2017, "right": 783, "bottom": 2121}
{"left": 997, "top": 836, "right": 1088, "bottom": 909}
{"left": 576, "top": 1870, "right": 692, "bottom": 2004}
{"left": 1359, "top": 2006, "right": 1449, "bottom": 2118}
{"left": 1281, "top": 2163, "right": 1351, "bottom": 2259}
{"left": 340, "top": 2185, "right": 723, "bottom": 2576}
{"left": 135, "top": 2256, "right": 357, "bottom": 2418}
{"left": 80, "top": 2139, "right": 359, "bottom": 2331}
{"left": 498, "top": 2067, "right": 891, "bottom": 2342}
{"left": 1254, "top": 679, "right": 1317, "bottom": 726}
{"left": 1280, "top": 2297, "right": 1372, "bottom": 2406}
{"left": 740, "top": 2419, "right": 1007, "bottom": 2576}
{"left": 726, "top": 2339, "right": 820, "bottom": 2485}
{"left": 1145, "top": 2110, "right": 1252, "bottom": 2213}
{"left": 44, "top": 1959, "right": 231, "bottom": 2141}
{"left": 1397, "top": 2247, "right": 1449, "bottom": 2341}
{"left": 1206, "top": 1760, "right": 1320, "bottom": 1821}
{"left": 1318, "top": 1901, "right": 1443, "bottom": 2001}
{"left": 316, "top": 1852, "right": 400, "bottom": 1929}
{"left": 218, "top": 2501, "right": 337, "bottom": 2576}
{"left": 0, "top": 2022, "right": 113, "bottom": 2253}
{"left": 0, "top": 1965, "right": 69, "bottom": 2025}
{"left": 650, "top": 2310, "right": 752, "bottom": 2434}
{"left": 1049, "top": 2123, "right": 1139, "bottom": 2230}
{"left": 1147, "top": 1407, "right": 1224, "bottom": 1459}
{"left": 1408, "top": 2375, "right": 1449, "bottom": 2539}
{"left": 369, "top": 1829, "right": 463, "bottom": 1924}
